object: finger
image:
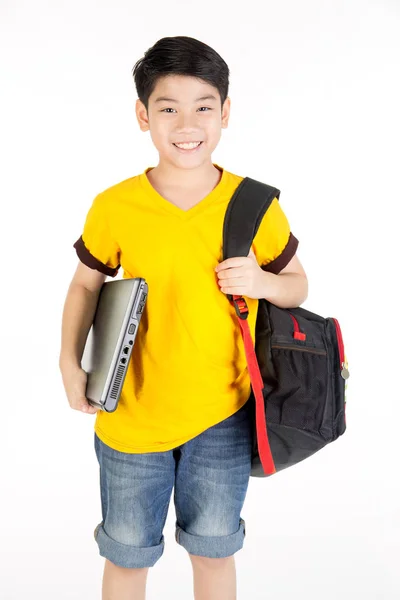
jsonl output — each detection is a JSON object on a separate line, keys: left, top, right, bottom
{"left": 220, "top": 282, "right": 247, "bottom": 290}
{"left": 84, "top": 405, "right": 99, "bottom": 414}
{"left": 219, "top": 277, "right": 247, "bottom": 289}
{"left": 218, "top": 276, "right": 246, "bottom": 287}
{"left": 220, "top": 286, "right": 247, "bottom": 295}
{"left": 80, "top": 399, "right": 97, "bottom": 413}
{"left": 217, "top": 269, "right": 243, "bottom": 281}
{"left": 215, "top": 257, "right": 247, "bottom": 272}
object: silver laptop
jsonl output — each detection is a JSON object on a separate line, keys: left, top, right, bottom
{"left": 81, "top": 277, "right": 148, "bottom": 412}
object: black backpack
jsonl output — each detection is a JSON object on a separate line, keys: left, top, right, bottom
{"left": 222, "top": 177, "right": 349, "bottom": 477}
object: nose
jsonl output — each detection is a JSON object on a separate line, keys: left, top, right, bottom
{"left": 175, "top": 111, "right": 199, "bottom": 132}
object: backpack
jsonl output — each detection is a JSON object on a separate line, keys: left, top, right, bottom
{"left": 222, "top": 177, "right": 349, "bottom": 477}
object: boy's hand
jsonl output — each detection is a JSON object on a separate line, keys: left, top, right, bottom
{"left": 60, "top": 362, "right": 101, "bottom": 414}
{"left": 215, "top": 247, "right": 271, "bottom": 300}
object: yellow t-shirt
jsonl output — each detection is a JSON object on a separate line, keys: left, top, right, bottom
{"left": 73, "top": 163, "right": 299, "bottom": 453}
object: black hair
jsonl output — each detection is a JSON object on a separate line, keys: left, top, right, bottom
{"left": 132, "top": 36, "right": 230, "bottom": 112}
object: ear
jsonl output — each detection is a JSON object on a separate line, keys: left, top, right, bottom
{"left": 136, "top": 99, "right": 150, "bottom": 132}
{"left": 221, "top": 97, "right": 231, "bottom": 128}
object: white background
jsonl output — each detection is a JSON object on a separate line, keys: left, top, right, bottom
{"left": 1, "top": 0, "right": 399, "bottom": 598}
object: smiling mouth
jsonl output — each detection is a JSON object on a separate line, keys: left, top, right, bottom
{"left": 173, "top": 141, "right": 203, "bottom": 150}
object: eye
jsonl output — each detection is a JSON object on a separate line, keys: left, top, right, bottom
{"left": 160, "top": 107, "right": 212, "bottom": 113}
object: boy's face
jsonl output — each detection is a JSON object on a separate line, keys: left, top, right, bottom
{"left": 136, "top": 75, "right": 230, "bottom": 169}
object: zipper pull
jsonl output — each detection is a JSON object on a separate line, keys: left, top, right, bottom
{"left": 341, "top": 360, "right": 350, "bottom": 379}
{"left": 288, "top": 312, "right": 306, "bottom": 341}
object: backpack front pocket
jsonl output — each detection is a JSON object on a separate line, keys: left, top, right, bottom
{"left": 266, "top": 343, "right": 329, "bottom": 434}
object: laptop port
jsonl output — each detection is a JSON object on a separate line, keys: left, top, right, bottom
{"left": 120, "top": 357, "right": 127, "bottom": 364}
{"left": 123, "top": 346, "right": 129, "bottom": 354}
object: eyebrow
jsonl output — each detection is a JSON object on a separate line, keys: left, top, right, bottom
{"left": 154, "top": 94, "right": 218, "bottom": 103}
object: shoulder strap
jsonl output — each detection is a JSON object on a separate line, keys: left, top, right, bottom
{"left": 221, "top": 176, "right": 281, "bottom": 476}
{"left": 223, "top": 176, "right": 281, "bottom": 302}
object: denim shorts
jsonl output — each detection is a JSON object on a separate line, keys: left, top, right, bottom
{"left": 93, "top": 399, "right": 253, "bottom": 568}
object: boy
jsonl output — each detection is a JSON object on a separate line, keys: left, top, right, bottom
{"left": 59, "top": 36, "right": 308, "bottom": 600}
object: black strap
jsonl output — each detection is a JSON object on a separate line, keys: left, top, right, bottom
{"left": 222, "top": 177, "right": 281, "bottom": 302}
{"left": 223, "top": 177, "right": 280, "bottom": 259}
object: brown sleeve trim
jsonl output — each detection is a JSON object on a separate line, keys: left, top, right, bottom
{"left": 73, "top": 236, "right": 120, "bottom": 277}
{"left": 261, "top": 232, "right": 299, "bottom": 275}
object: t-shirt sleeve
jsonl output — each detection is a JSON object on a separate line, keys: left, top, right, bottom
{"left": 73, "top": 193, "right": 121, "bottom": 277}
{"left": 253, "top": 196, "right": 299, "bottom": 274}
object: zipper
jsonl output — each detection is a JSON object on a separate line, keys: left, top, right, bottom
{"left": 288, "top": 312, "right": 306, "bottom": 340}
{"left": 288, "top": 312, "right": 349, "bottom": 380}
{"left": 332, "top": 317, "right": 349, "bottom": 426}
{"left": 271, "top": 344, "right": 326, "bottom": 355}
{"left": 332, "top": 318, "right": 349, "bottom": 380}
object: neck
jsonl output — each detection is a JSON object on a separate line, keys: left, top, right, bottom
{"left": 149, "top": 160, "right": 220, "bottom": 190}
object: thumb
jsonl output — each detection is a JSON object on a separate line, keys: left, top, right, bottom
{"left": 80, "top": 398, "right": 99, "bottom": 413}
{"left": 83, "top": 403, "right": 100, "bottom": 414}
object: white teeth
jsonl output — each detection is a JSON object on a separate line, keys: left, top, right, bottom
{"left": 174, "top": 142, "right": 201, "bottom": 149}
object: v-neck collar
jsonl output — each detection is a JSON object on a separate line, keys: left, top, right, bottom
{"left": 139, "top": 163, "right": 228, "bottom": 220}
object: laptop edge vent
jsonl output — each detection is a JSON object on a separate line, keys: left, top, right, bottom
{"left": 110, "top": 363, "right": 126, "bottom": 399}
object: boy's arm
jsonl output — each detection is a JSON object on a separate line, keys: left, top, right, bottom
{"left": 216, "top": 250, "right": 308, "bottom": 309}
{"left": 261, "top": 253, "right": 308, "bottom": 309}
{"left": 59, "top": 262, "right": 107, "bottom": 370}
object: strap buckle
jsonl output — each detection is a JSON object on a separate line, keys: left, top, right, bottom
{"left": 231, "top": 296, "right": 249, "bottom": 320}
